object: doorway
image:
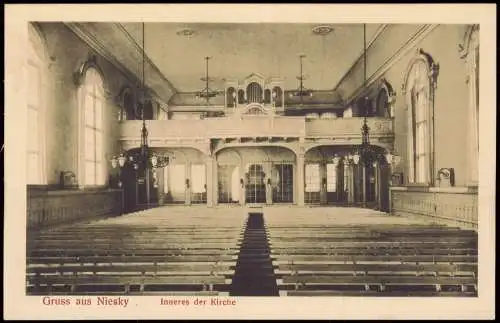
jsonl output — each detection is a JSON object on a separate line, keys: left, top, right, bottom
{"left": 218, "top": 165, "right": 240, "bottom": 204}
{"left": 272, "top": 164, "right": 293, "bottom": 203}
{"left": 245, "top": 164, "right": 266, "bottom": 204}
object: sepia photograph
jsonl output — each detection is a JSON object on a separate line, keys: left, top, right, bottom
{"left": 4, "top": 3, "right": 496, "bottom": 320}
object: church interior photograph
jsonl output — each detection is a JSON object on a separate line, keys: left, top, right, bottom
{"left": 25, "top": 21, "right": 480, "bottom": 297}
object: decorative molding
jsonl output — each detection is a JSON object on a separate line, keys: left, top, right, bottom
{"left": 114, "top": 23, "right": 178, "bottom": 93}
{"left": 401, "top": 48, "right": 440, "bottom": 95}
{"left": 458, "top": 24, "right": 480, "bottom": 59}
{"left": 401, "top": 47, "right": 439, "bottom": 187}
{"left": 65, "top": 23, "right": 141, "bottom": 87}
{"left": 333, "top": 25, "right": 388, "bottom": 92}
{"left": 73, "top": 54, "right": 99, "bottom": 86}
{"left": 65, "top": 23, "right": 176, "bottom": 104}
{"left": 343, "top": 24, "right": 439, "bottom": 106}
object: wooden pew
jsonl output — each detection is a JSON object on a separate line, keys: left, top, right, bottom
{"left": 265, "top": 221, "right": 477, "bottom": 297}
{"left": 26, "top": 207, "right": 247, "bottom": 296}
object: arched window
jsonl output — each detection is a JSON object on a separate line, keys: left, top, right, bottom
{"left": 272, "top": 86, "right": 283, "bottom": 104}
{"left": 226, "top": 87, "right": 236, "bottom": 108}
{"left": 238, "top": 89, "right": 245, "bottom": 104}
{"left": 27, "top": 24, "right": 47, "bottom": 185}
{"left": 123, "top": 91, "right": 135, "bottom": 120}
{"left": 376, "top": 89, "right": 389, "bottom": 117}
{"left": 403, "top": 49, "right": 439, "bottom": 185}
{"left": 141, "top": 100, "right": 154, "bottom": 120}
{"left": 264, "top": 89, "right": 271, "bottom": 104}
{"left": 460, "top": 25, "right": 479, "bottom": 185}
{"left": 79, "top": 66, "right": 106, "bottom": 186}
{"left": 246, "top": 82, "right": 263, "bottom": 103}
{"left": 377, "top": 79, "right": 396, "bottom": 118}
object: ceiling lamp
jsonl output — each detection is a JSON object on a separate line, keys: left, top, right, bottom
{"left": 176, "top": 28, "right": 196, "bottom": 37}
{"left": 290, "top": 54, "right": 313, "bottom": 101}
{"left": 195, "top": 56, "right": 218, "bottom": 104}
{"left": 312, "top": 25, "right": 334, "bottom": 36}
{"left": 350, "top": 24, "right": 401, "bottom": 168}
{"left": 110, "top": 22, "right": 174, "bottom": 198}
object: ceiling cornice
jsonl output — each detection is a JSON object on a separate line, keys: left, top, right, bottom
{"left": 332, "top": 24, "right": 388, "bottom": 92}
{"left": 64, "top": 22, "right": 141, "bottom": 88}
{"left": 64, "top": 22, "right": 176, "bottom": 103}
{"left": 344, "top": 24, "right": 439, "bottom": 105}
{"left": 114, "top": 23, "right": 178, "bottom": 93}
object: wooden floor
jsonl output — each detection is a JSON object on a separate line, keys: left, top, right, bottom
{"left": 26, "top": 206, "right": 478, "bottom": 297}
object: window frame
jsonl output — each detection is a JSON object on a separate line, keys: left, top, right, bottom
{"left": 305, "top": 163, "right": 321, "bottom": 193}
{"left": 27, "top": 23, "right": 48, "bottom": 185}
{"left": 326, "top": 163, "right": 337, "bottom": 193}
{"left": 402, "top": 49, "right": 439, "bottom": 186}
{"left": 76, "top": 59, "right": 108, "bottom": 189}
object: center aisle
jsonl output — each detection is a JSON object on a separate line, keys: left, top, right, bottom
{"left": 230, "top": 212, "right": 279, "bottom": 296}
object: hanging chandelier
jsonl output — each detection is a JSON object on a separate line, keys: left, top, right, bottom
{"left": 110, "top": 22, "right": 174, "bottom": 187}
{"left": 290, "top": 54, "right": 313, "bottom": 100}
{"left": 348, "top": 24, "right": 400, "bottom": 167}
{"left": 195, "top": 56, "right": 218, "bottom": 103}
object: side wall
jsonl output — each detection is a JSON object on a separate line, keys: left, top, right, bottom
{"left": 335, "top": 24, "right": 478, "bottom": 229}
{"left": 27, "top": 22, "right": 141, "bottom": 229}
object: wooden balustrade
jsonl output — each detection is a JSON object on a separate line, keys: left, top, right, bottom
{"left": 390, "top": 187, "right": 478, "bottom": 230}
{"left": 119, "top": 117, "right": 393, "bottom": 142}
{"left": 305, "top": 117, "right": 393, "bottom": 138}
{"left": 27, "top": 188, "right": 124, "bottom": 231}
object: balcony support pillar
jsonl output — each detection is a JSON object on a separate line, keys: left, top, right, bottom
{"left": 206, "top": 155, "right": 214, "bottom": 207}
{"left": 320, "top": 162, "right": 327, "bottom": 205}
{"left": 297, "top": 154, "right": 305, "bottom": 206}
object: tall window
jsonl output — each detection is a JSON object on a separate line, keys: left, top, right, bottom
{"left": 326, "top": 163, "right": 337, "bottom": 192}
{"left": 169, "top": 164, "right": 186, "bottom": 193}
{"left": 404, "top": 56, "right": 434, "bottom": 185}
{"left": 27, "top": 24, "right": 46, "bottom": 185}
{"left": 305, "top": 164, "right": 320, "bottom": 192}
{"left": 80, "top": 67, "right": 105, "bottom": 186}
{"left": 191, "top": 164, "right": 206, "bottom": 194}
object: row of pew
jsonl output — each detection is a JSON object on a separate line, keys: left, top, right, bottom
{"left": 264, "top": 208, "right": 478, "bottom": 296}
{"left": 27, "top": 206, "right": 478, "bottom": 297}
{"left": 27, "top": 207, "right": 248, "bottom": 296}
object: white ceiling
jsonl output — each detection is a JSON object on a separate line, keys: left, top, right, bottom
{"left": 119, "top": 23, "right": 383, "bottom": 92}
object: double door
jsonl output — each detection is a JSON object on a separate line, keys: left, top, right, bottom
{"left": 245, "top": 163, "right": 294, "bottom": 204}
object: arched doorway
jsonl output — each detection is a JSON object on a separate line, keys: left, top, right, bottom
{"left": 245, "top": 164, "right": 266, "bottom": 203}
{"left": 216, "top": 146, "right": 296, "bottom": 205}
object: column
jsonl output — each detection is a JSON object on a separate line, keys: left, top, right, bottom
{"left": 185, "top": 162, "right": 191, "bottom": 205}
{"left": 337, "top": 162, "right": 344, "bottom": 203}
{"left": 212, "top": 157, "right": 218, "bottom": 206}
{"left": 145, "top": 170, "right": 151, "bottom": 208}
{"left": 319, "top": 162, "right": 327, "bottom": 205}
{"left": 158, "top": 167, "right": 165, "bottom": 206}
{"left": 374, "top": 161, "right": 381, "bottom": 210}
{"left": 362, "top": 164, "right": 367, "bottom": 207}
{"left": 466, "top": 52, "right": 479, "bottom": 186}
{"left": 297, "top": 154, "right": 305, "bottom": 206}
{"left": 206, "top": 155, "right": 214, "bottom": 207}
{"left": 347, "top": 163, "right": 354, "bottom": 204}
